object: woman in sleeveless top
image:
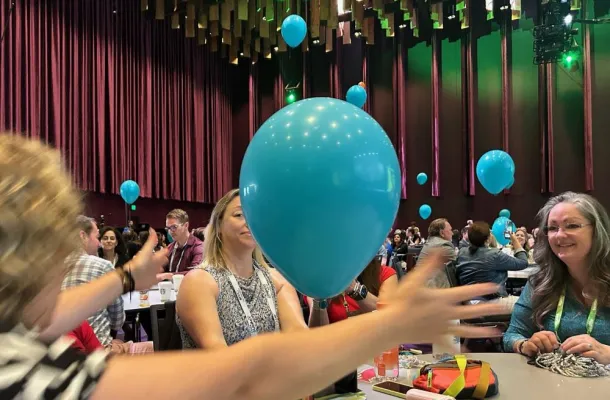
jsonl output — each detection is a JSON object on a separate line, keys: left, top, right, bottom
{"left": 176, "top": 189, "right": 307, "bottom": 349}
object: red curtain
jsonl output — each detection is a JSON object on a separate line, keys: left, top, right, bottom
{"left": 0, "top": 0, "right": 232, "bottom": 203}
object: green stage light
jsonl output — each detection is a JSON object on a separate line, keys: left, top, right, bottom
{"left": 286, "top": 92, "right": 297, "bottom": 104}
{"left": 131, "top": 204, "right": 136, "bottom": 211}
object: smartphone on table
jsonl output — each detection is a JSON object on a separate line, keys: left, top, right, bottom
{"left": 372, "top": 381, "right": 455, "bottom": 399}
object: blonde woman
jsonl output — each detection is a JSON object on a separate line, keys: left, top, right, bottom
{"left": 0, "top": 134, "right": 506, "bottom": 399}
{"left": 176, "top": 189, "right": 307, "bottom": 349}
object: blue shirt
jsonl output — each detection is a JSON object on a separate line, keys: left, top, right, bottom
{"left": 503, "top": 282, "right": 610, "bottom": 351}
{"left": 456, "top": 246, "right": 528, "bottom": 297}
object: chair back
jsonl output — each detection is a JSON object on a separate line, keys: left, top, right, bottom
{"left": 444, "top": 261, "right": 459, "bottom": 288}
{"left": 150, "top": 301, "right": 183, "bottom": 351}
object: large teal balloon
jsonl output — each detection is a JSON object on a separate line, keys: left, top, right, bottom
{"left": 240, "top": 98, "right": 401, "bottom": 298}
{"left": 492, "top": 216, "right": 516, "bottom": 247}
{"left": 476, "top": 150, "right": 515, "bottom": 195}
{"left": 120, "top": 180, "right": 140, "bottom": 204}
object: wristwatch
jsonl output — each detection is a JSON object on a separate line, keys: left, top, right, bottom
{"left": 312, "top": 299, "right": 328, "bottom": 310}
{"left": 349, "top": 282, "right": 368, "bottom": 301}
{"left": 518, "top": 340, "right": 529, "bottom": 355}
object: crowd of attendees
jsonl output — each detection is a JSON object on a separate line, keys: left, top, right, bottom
{"left": 0, "top": 136, "right": 608, "bottom": 398}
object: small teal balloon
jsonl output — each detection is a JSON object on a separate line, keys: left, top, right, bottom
{"left": 499, "top": 209, "right": 511, "bottom": 218}
{"left": 281, "top": 15, "right": 307, "bottom": 48}
{"left": 120, "top": 180, "right": 140, "bottom": 204}
{"left": 419, "top": 204, "right": 432, "bottom": 220}
{"left": 240, "top": 97, "right": 401, "bottom": 299}
{"left": 476, "top": 150, "right": 515, "bottom": 195}
{"left": 346, "top": 85, "right": 367, "bottom": 108}
{"left": 491, "top": 216, "right": 516, "bottom": 247}
{"left": 416, "top": 172, "right": 428, "bottom": 185}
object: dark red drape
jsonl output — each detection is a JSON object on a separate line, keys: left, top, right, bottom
{"left": 249, "top": 64, "right": 260, "bottom": 139}
{"left": 0, "top": 0, "right": 232, "bottom": 203}
{"left": 392, "top": 33, "right": 408, "bottom": 199}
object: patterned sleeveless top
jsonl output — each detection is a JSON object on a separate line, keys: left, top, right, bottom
{"left": 177, "top": 263, "right": 280, "bottom": 349}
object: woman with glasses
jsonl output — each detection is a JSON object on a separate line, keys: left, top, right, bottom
{"left": 504, "top": 192, "right": 610, "bottom": 364}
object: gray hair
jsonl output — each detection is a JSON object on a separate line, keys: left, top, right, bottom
{"left": 530, "top": 192, "right": 610, "bottom": 328}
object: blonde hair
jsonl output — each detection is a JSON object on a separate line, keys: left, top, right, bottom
{"left": 166, "top": 209, "right": 189, "bottom": 224}
{"left": 202, "top": 189, "right": 268, "bottom": 270}
{"left": 0, "top": 134, "right": 82, "bottom": 326}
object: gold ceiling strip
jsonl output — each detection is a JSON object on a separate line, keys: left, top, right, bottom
{"left": 244, "top": 44, "right": 251, "bottom": 57}
{"left": 229, "top": 42, "right": 239, "bottom": 64}
{"left": 366, "top": 17, "right": 375, "bottom": 44}
{"left": 238, "top": 0, "right": 248, "bottom": 20}
{"left": 260, "top": 17, "right": 270, "bottom": 38}
{"left": 270, "top": 22, "right": 278, "bottom": 45}
{"left": 301, "top": 34, "right": 309, "bottom": 52}
{"left": 222, "top": 29, "right": 232, "bottom": 45}
{"left": 252, "top": 51, "right": 259, "bottom": 64}
{"left": 226, "top": 0, "right": 235, "bottom": 11}
{"left": 209, "top": 4, "right": 219, "bottom": 21}
{"left": 141, "top": 0, "right": 149, "bottom": 12}
{"left": 279, "top": 35, "right": 287, "bottom": 52}
{"left": 353, "top": 2, "right": 363, "bottom": 30}
{"left": 186, "top": 3, "right": 196, "bottom": 37}
{"left": 210, "top": 36, "right": 219, "bottom": 51}
{"left": 155, "top": 0, "right": 164, "bottom": 20}
{"left": 197, "top": 27, "right": 207, "bottom": 45}
{"left": 263, "top": 39, "right": 272, "bottom": 58}
{"left": 234, "top": 13, "right": 243, "bottom": 37}
{"left": 325, "top": 26, "right": 333, "bottom": 52}
{"left": 344, "top": 0, "right": 352, "bottom": 11}
{"left": 431, "top": 3, "right": 443, "bottom": 29}
{"left": 400, "top": 0, "right": 407, "bottom": 10}
{"left": 248, "top": 2, "right": 257, "bottom": 30}
{"left": 320, "top": 0, "right": 329, "bottom": 21}
{"left": 329, "top": 0, "right": 338, "bottom": 28}
{"left": 266, "top": 0, "right": 275, "bottom": 21}
{"left": 221, "top": 42, "right": 227, "bottom": 57}
{"left": 198, "top": 7, "right": 208, "bottom": 29}
{"left": 255, "top": 38, "right": 261, "bottom": 52}
{"left": 221, "top": 2, "right": 231, "bottom": 30}
{"left": 171, "top": 12, "right": 180, "bottom": 29}
{"left": 210, "top": 20, "right": 219, "bottom": 36}
{"left": 311, "top": 0, "right": 320, "bottom": 38}
{"left": 387, "top": 14, "right": 395, "bottom": 37}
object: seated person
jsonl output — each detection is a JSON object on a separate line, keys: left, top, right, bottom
{"left": 504, "top": 192, "right": 610, "bottom": 365}
{"left": 417, "top": 218, "right": 456, "bottom": 288}
{"left": 67, "top": 321, "right": 103, "bottom": 354}
{"left": 176, "top": 189, "right": 307, "bottom": 350}
{"left": 306, "top": 255, "right": 398, "bottom": 326}
{"left": 456, "top": 221, "right": 528, "bottom": 310}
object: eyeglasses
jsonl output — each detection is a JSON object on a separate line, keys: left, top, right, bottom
{"left": 165, "top": 224, "right": 183, "bottom": 232}
{"left": 542, "top": 223, "right": 591, "bottom": 235}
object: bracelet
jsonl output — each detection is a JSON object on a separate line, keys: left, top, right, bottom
{"left": 116, "top": 264, "right": 135, "bottom": 295}
{"left": 518, "top": 340, "right": 529, "bottom": 355}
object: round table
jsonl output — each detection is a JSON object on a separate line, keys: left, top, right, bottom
{"left": 122, "top": 289, "right": 176, "bottom": 312}
{"left": 359, "top": 353, "right": 609, "bottom": 400}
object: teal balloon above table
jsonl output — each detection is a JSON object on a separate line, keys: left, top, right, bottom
{"left": 419, "top": 204, "right": 432, "bottom": 220}
{"left": 281, "top": 15, "right": 307, "bottom": 48}
{"left": 240, "top": 97, "right": 401, "bottom": 299}
{"left": 345, "top": 85, "right": 367, "bottom": 108}
{"left": 416, "top": 172, "right": 428, "bottom": 185}
{"left": 499, "top": 209, "right": 511, "bottom": 218}
{"left": 492, "top": 216, "right": 516, "bottom": 247}
{"left": 476, "top": 150, "right": 515, "bottom": 195}
{"left": 120, "top": 180, "right": 140, "bottom": 204}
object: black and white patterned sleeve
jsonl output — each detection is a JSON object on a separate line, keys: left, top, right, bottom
{"left": 0, "top": 329, "right": 108, "bottom": 399}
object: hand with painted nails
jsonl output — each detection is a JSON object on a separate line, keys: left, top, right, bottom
{"left": 561, "top": 335, "right": 610, "bottom": 365}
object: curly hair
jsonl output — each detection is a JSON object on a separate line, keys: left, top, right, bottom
{"left": 0, "top": 134, "right": 82, "bottom": 326}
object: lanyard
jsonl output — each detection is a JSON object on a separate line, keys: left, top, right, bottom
{"left": 227, "top": 263, "right": 279, "bottom": 337}
{"left": 169, "top": 244, "right": 186, "bottom": 273}
{"left": 554, "top": 286, "right": 598, "bottom": 341}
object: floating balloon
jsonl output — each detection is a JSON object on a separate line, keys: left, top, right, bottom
{"left": 358, "top": 81, "right": 366, "bottom": 88}
{"left": 416, "top": 172, "right": 428, "bottom": 185}
{"left": 281, "top": 15, "right": 307, "bottom": 48}
{"left": 499, "top": 209, "right": 511, "bottom": 218}
{"left": 476, "top": 150, "right": 515, "bottom": 195}
{"left": 491, "top": 216, "right": 516, "bottom": 247}
{"left": 346, "top": 85, "right": 367, "bottom": 108}
{"left": 419, "top": 204, "right": 432, "bottom": 220}
{"left": 240, "top": 98, "right": 401, "bottom": 299}
{"left": 120, "top": 180, "right": 140, "bottom": 204}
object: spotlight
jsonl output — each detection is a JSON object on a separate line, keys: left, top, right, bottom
{"left": 312, "top": 37, "right": 320, "bottom": 44}
{"left": 354, "top": 31, "right": 361, "bottom": 37}
{"left": 564, "top": 14, "right": 573, "bottom": 25}
{"left": 273, "top": 46, "right": 279, "bottom": 52}
{"left": 399, "top": 24, "right": 407, "bottom": 29}
{"left": 240, "top": 52, "right": 244, "bottom": 56}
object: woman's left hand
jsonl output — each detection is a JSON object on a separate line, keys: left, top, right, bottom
{"left": 561, "top": 335, "right": 610, "bottom": 364}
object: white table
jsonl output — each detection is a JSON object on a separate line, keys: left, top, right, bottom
{"left": 359, "top": 353, "right": 609, "bottom": 400}
{"left": 122, "top": 290, "right": 176, "bottom": 311}
{"left": 508, "top": 266, "right": 539, "bottom": 279}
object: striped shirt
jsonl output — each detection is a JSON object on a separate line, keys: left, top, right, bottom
{"left": 62, "top": 252, "right": 125, "bottom": 347}
{"left": 0, "top": 325, "right": 107, "bottom": 399}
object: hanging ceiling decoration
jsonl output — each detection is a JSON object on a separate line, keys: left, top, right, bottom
{"left": 139, "top": 0, "right": 581, "bottom": 64}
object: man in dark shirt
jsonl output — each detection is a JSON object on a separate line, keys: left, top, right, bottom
{"left": 165, "top": 209, "right": 204, "bottom": 274}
